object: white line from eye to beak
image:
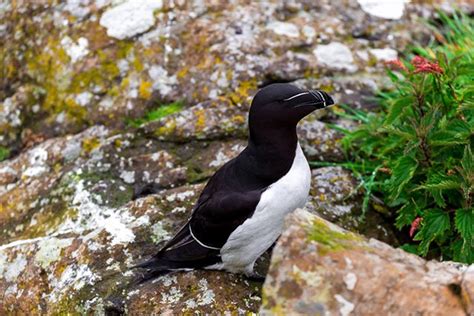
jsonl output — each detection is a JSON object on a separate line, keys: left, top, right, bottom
{"left": 283, "top": 92, "right": 310, "bottom": 101}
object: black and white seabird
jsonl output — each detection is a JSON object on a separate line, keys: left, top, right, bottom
{"left": 136, "top": 83, "right": 334, "bottom": 280}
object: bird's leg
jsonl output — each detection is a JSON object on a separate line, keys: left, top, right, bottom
{"left": 244, "top": 262, "right": 266, "bottom": 282}
{"left": 245, "top": 271, "right": 266, "bottom": 282}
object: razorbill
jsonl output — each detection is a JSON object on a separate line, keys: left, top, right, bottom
{"left": 135, "top": 83, "right": 334, "bottom": 280}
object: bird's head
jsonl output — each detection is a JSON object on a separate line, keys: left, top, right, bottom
{"left": 249, "top": 83, "right": 335, "bottom": 128}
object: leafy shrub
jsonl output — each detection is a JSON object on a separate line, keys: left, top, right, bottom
{"left": 340, "top": 12, "right": 473, "bottom": 263}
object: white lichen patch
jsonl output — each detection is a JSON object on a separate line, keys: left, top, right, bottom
{"left": 3, "top": 254, "right": 27, "bottom": 282}
{"left": 357, "top": 0, "right": 410, "bottom": 19}
{"left": 209, "top": 149, "right": 231, "bottom": 168}
{"left": 100, "top": 0, "right": 163, "bottom": 40}
{"left": 166, "top": 190, "right": 195, "bottom": 202}
{"left": 150, "top": 222, "right": 171, "bottom": 243}
{"left": 60, "top": 36, "right": 89, "bottom": 63}
{"left": 63, "top": 139, "right": 82, "bottom": 161}
{"left": 63, "top": 0, "right": 92, "bottom": 18}
{"left": 369, "top": 48, "right": 398, "bottom": 61}
{"left": 160, "top": 286, "right": 184, "bottom": 304}
{"left": 34, "top": 237, "right": 73, "bottom": 269}
{"left": 48, "top": 264, "right": 100, "bottom": 303}
{"left": 0, "top": 97, "right": 21, "bottom": 127}
{"left": 120, "top": 170, "right": 135, "bottom": 184}
{"left": 314, "top": 42, "right": 357, "bottom": 73}
{"left": 266, "top": 21, "right": 300, "bottom": 38}
{"left": 292, "top": 265, "right": 324, "bottom": 288}
{"left": 148, "top": 65, "right": 177, "bottom": 97}
{"left": 302, "top": 25, "right": 316, "bottom": 40}
{"left": 196, "top": 278, "right": 215, "bottom": 306}
{"left": 171, "top": 206, "right": 186, "bottom": 214}
{"left": 335, "top": 294, "right": 355, "bottom": 316}
{"left": 0, "top": 252, "right": 7, "bottom": 276}
{"left": 75, "top": 91, "right": 93, "bottom": 107}
{"left": 343, "top": 272, "right": 357, "bottom": 290}
{"left": 23, "top": 146, "right": 50, "bottom": 178}
{"left": 159, "top": 274, "right": 178, "bottom": 287}
{"left": 57, "top": 179, "right": 136, "bottom": 246}
{"left": 185, "top": 298, "right": 197, "bottom": 309}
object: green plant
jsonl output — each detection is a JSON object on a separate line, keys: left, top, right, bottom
{"left": 340, "top": 12, "right": 473, "bottom": 263}
{"left": 127, "top": 100, "right": 184, "bottom": 127}
{"left": 0, "top": 146, "right": 10, "bottom": 162}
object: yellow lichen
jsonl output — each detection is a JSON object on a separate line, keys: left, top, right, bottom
{"left": 194, "top": 109, "right": 206, "bottom": 131}
{"left": 177, "top": 67, "right": 189, "bottom": 79}
{"left": 156, "top": 120, "right": 177, "bottom": 137}
{"left": 138, "top": 81, "right": 152, "bottom": 99}
{"left": 81, "top": 137, "right": 101, "bottom": 154}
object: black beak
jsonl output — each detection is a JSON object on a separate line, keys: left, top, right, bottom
{"left": 309, "top": 90, "right": 334, "bottom": 108}
{"left": 283, "top": 89, "right": 335, "bottom": 109}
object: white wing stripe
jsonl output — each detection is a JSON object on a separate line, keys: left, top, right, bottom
{"left": 189, "top": 225, "right": 221, "bottom": 250}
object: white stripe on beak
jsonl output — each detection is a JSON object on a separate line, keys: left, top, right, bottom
{"left": 314, "top": 90, "right": 327, "bottom": 107}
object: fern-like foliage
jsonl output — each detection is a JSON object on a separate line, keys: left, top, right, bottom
{"left": 341, "top": 12, "right": 474, "bottom": 263}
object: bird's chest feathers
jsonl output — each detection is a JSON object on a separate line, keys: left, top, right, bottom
{"left": 219, "top": 144, "right": 311, "bottom": 271}
{"left": 256, "top": 143, "right": 311, "bottom": 218}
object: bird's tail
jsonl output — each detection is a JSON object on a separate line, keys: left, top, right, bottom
{"left": 130, "top": 256, "right": 173, "bottom": 285}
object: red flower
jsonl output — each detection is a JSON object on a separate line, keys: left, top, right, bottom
{"left": 411, "top": 56, "right": 428, "bottom": 66}
{"left": 385, "top": 59, "right": 407, "bottom": 71}
{"left": 409, "top": 217, "right": 422, "bottom": 238}
{"left": 411, "top": 56, "right": 444, "bottom": 74}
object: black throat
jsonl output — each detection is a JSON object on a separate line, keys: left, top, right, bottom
{"left": 244, "top": 123, "right": 298, "bottom": 183}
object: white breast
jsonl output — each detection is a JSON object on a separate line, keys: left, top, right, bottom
{"left": 219, "top": 143, "right": 311, "bottom": 275}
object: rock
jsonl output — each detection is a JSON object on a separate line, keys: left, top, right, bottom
{"left": 313, "top": 42, "right": 358, "bottom": 73}
{"left": 369, "top": 47, "right": 398, "bottom": 61}
{"left": 357, "top": 0, "right": 410, "bottom": 20}
{"left": 307, "top": 167, "right": 399, "bottom": 245}
{"left": 2, "top": 0, "right": 472, "bottom": 143}
{"left": 297, "top": 119, "right": 344, "bottom": 162}
{"left": 0, "top": 181, "right": 261, "bottom": 314}
{"left": 125, "top": 271, "right": 262, "bottom": 315}
{"left": 261, "top": 209, "right": 474, "bottom": 315}
{"left": 2, "top": 1, "right": 474, "bottom": 314}
{"left": 143, "top": 100, "right": 248, "bottom": 141}
{"left": 99, "top": 0, "right": 164, "bottom": 40}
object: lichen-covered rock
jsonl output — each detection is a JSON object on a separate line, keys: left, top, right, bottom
{"left": 0, "top": 124, "right": 260, "bottom": 314}
{"left": 143, "top": 99, "right": 248, "bottom": 142}
{"left": 0, "top": 180, "right": 263, "bottom": 314}
{"left": 2, "top": 0, "right": 472, "bottom": 146}
{"left": 2, "top": 0, "right": 474, "bottom": 314}
{"left": 297, "top": 119, "right": 344, "bottom": 162}
{"left": 261, "top": 209, "right": 474, "bottom": 315}
{"left": 307, "top": 167, "right": 399, "bottom": 245}
{"left": 124, "top": 271, "right": 262, "bottom": 315}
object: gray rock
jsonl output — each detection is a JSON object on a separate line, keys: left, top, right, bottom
{"left": 261, "top": 209, "right": 474, "bottom": 315}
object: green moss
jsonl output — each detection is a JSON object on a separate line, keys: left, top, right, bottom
{"left": 128, "top": 100, "right": 184, "bottom": 127}
{"left": 0, "top": 146, "right": 10, "bottom": 161}
{"left": 308, "top": 218, "right": 362, "bottom": 254}
{"left": 20, "top": 205, "right": 77, "bottom": 241}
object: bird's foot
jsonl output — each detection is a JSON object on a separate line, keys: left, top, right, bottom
{"left": 245, "top": 271, "right": 266, "bottom": 282}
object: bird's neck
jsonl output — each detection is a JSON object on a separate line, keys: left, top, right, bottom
{"left": 246, "top": 124, "right": 298, "bottom": 180}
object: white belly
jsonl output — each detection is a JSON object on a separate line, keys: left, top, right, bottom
{"left": 219, "top": 143, "right": 311, "bottom": 274}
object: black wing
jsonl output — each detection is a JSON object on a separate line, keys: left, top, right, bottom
{"left": 134, "top": 153, "right": 266, "bottom": 276}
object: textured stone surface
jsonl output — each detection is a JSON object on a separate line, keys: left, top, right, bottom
{"left": 261, "top": 209, "right": 474, "bottom": 316}
{"left": 1, "top": 0, "right": 474, "bottom": 314}
{"left": 305, "top": 167, "right": 399, "bottom": 245}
